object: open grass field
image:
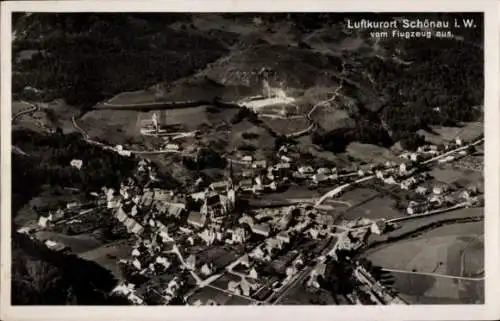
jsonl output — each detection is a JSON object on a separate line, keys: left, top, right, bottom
{"left": 391, "top": 272, "right": 483, "bottom": 304}
{"left": 369, "top": 207, "right": 484, "bottom": 243}
{"left": 340, "top": 195, "right": 402, "bottom": 221}
{"left": 106, "top": 89, "right": 158, "bottom": 105}
{"left": 430, "top": 166, "right": 483, "bottom": 186}
{"left": 80, "top": 106, "right": 238, "bottom": 146}
{"left": 418, "top": 121, "right": 483, "bottom": 146}
{"left": 337, "top": 188, "right": 380, "bottom": 207}
{"left": 365, "top": 219, "right": 484, "bottom": 304}
{"left": 227, "top": 119, "right": 276, "bottom": 159}
{"left": 262, "top": 117, "right": 309, "bottom": 136}
{"left": 12, "top": 101, "right": 33, "bottom": 115}
{"left": 366, "top": 234, "right": 483, "bottom": 277}
{"left": 78, "top": 239, "right": 133, "bottom": 279}
{"left": 346, "top": 142, "right": 401, "bottom": 165}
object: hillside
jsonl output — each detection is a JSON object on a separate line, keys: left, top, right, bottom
{"left": 12, "top": 12, "right": 484, "bottom": 154}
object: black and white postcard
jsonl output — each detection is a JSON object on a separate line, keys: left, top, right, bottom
{"left": 1, "top": 1, "right": 499, "bottom": 321}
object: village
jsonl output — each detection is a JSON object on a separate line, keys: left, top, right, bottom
{"left": 16, "top": 123, "right": 484, "bottom": 305}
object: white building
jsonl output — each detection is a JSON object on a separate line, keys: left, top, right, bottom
{"left": 70, "top": 159, "right": 83, "bottom": 170}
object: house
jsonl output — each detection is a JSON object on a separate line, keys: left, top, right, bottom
{"left": 210, "top": 181, "right": 229, "bottom": 193}
{"left": 242, "top": 169, "right": 255, "bottom": 178}
{"left": 131, "top": 222, "right": 144, "bottom": 235}
{"left": 251, "top": 223, "right": 271, "bottom": 237}
{"left": 317, "top": 167, "right": 331, "bottom": 175}
{"left": 455, "top": 137, "right": 463, "bottom": 146}
{"left": 298, "top": 166, "right": 314, "bottom": 175}
{"left": 250, "top": 247, "right": 265, "bottom": 260}
{"left": 240, "top": 277, "right": 259, "bottom": 296}
{"left": 165, "top": 144, "right": 180, "bottom": 151}
{"left": 70, "top": 159, "right": 83, "bottom": 170}
{"left": 249, "top": 268, "right": 258, "bottom": 279}
{"left": 416, "top": 186, "right": 428, "bottom": 195}
{"left": 232, "top": 227, "right": 249, "bottom": 243}
{"left": 238, "top": 215, "right": 254, "bottom": 227}
{"left": 190, "top": 191, "right": 206, "bottom": 201}
{"left": 241, "top": 155, "right": 253, "bottom": 164}
{"left": 312, "top": 173, "right": 328, "bottom": 184}
{"left": 399, "top": 162, "right": 411, "bottom": 175}
{"left": 240, "top": 254, "right": 251, "bottom": 267}
{"left": 201, "top": 194, "right": 229, "bottom": 220}
{"left": 252, "top": 160, "right": 267, "bottom": 169}
{"left": 280, "top": 155, "right": 292, "bottom": 163}
{"left": 198, "top": 229, "right": 216, "bottom": 246}
{"left": 166, "top": 203, "right": 186, "bottom": 218}
{"left": 239, "top": 179, "right": 254, "bottom": 192}
{"left": 115, "top": 207, "right": 128, "bottom": 222}
{"left": 277, "top": 231, "right": 291, "bottom": 243}
{"left": 357, "top": 169, "right": 365, "bottom": 177}
{"left": 107, "top": 195, "right": 123, "bottom": 209}
{"left": 187, "top": 211, "right": 207, "bottom": 228}
{"left": 383, "top": 176, "right": 397, "bottom": 185}
{"left": 410, "top": 153, "right": 419, "bottom": 162}
{"left": 156, "top": 256, "right": 171, "bottom": 270}
{"left": 375, "top": 170, "right": 385, "bottom": 179}
{"left": 201, "top": 263, "right": 214, "bottom": 276}
{"left": 45, "top": 240, "right": 67, "bottom": 252}
{"left": 132, "top": 258, "right": 142, "bottom": 270}
{"left": 285, "top": 265, "right": 298, "bottom": 278}
{"left": 370, "top": 220, "right": 386, "bottom": 235}
{"left": 432, "top": 184, "right": 448, "bottom": 195}
{"left": 186, "top": 254, "right": 196, "bottom": 270}
{"left": 276, "top": 162, "right": 291, "bottom": 170}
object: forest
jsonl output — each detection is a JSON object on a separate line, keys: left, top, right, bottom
{"left": 314, "top": 34, "right": 483, "bottom": 152}
{"left": 12, "top": 13, "right": 229, "bottom": 109}
{"left": 12, "top": 130, "right": 138, "bottom": 195}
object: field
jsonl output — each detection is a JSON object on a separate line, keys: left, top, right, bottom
{"left": 337, "top": 188, "right": 379, "bottom": 206}
{"left": 12, "top": 101, "right": 33, "bottom": 115}
{"left": 418, "top": 121, "right": 483, "bottom": 146}
{"left": 339, "top": 195, "right": 402, "bottom": 221}
{"left": 364, "top": 220, "right": 484, "bottom": 304}
{"left": 365, "top": 207, "right": 484, "bottom": 247}
{"left": 78, "top": 239, "right": 133, "bottom": 279}
{"left": 346, "top": 142, "right": 401, "bottom": 165}
{"left": 262, "top": 117, "right": 310, "bottom": 136}
{"left": 106, "top": 89, "right": 158, "bottom": 105}
{"left": 431, "top": 166, "right": 483, "bottom": 186}
{"left": 309, "top": 105, "right": 354, "bottom": 133}
{"left": 79, "top": 106, "right": 238, "bottom": 146}
{"left": 391, "top": 272, "right": 483, "bottom": 304}
{"left": 228, "top": 119, "right": 276, "bottom": 159}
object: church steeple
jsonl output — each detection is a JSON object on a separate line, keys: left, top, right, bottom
{"left": 227, "top": 159, "right": 234, "bottom": 189}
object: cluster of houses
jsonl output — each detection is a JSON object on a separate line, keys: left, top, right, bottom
{"left": 406, "top": 183, "right": 482, "bottom": 215}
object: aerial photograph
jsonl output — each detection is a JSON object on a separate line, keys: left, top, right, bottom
{"left": 10, "top": 12, "right": 484, "bottom": 305}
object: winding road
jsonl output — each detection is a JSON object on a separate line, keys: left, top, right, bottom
{"left": 12, "top": 100, "right": 38, "bottom": 123}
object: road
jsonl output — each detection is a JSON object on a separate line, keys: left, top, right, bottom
{"left": 267, "top": 60, "right": 347, "bottom": 139}
{"left": 12, "top": 100, "right": 38, "bottom": 123}
{"left": 382, "top": 268, "right": 484, "bottom": 281}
